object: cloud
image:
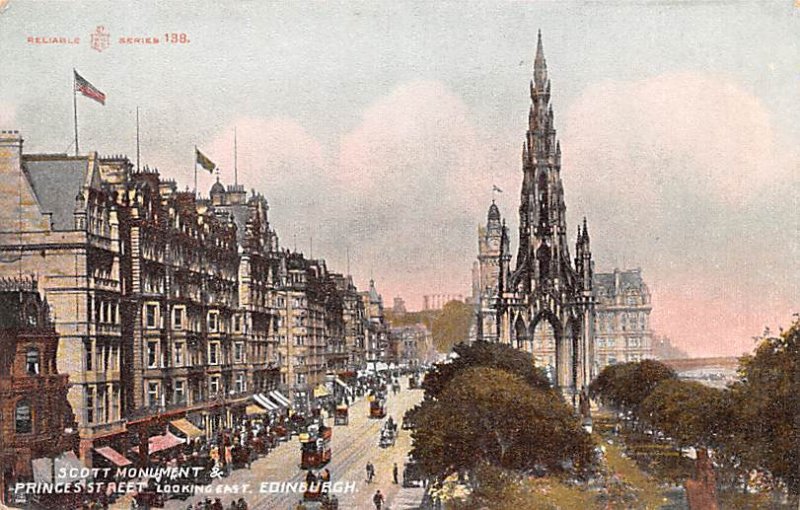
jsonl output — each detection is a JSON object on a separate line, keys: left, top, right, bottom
{"left": 561, "top": 72, "right": 799, "bottom": 356}
{"left": 0, "top": 102, "right": 16, "bottom": 128}
{"left": 195, "top": 74, "right": 797, "bottom": 357}
{"left": 335, "top": 80, "right": 502, "bottom": 300}
{"left": 203, "top": 116, "right": 332, "bottom": 248}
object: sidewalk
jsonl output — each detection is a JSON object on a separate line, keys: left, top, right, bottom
{"left": 388, "top": 485, "right": 426, "bottom": 509}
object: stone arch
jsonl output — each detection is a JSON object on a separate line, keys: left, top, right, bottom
{"left": 513, "top": 315, "right": 528, "bottom": 350}
{"left": 530, "top": 310, "right": 562, "bottom": 384}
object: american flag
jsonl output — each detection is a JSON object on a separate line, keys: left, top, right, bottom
{"left": 74, "top": 71, "right": 106, "bottom": 105}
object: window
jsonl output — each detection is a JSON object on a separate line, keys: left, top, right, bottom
{"left": 97, "top": 386, "right": 107, "bottom": 423}
{"left": 86, "top": 387, "right": 94, "bottom": 424}
{"left": 174, "top": 380, "right": 186, "bottom": 404}
{"left": 209, "top": 375, "right": 220, "bottom": 396}
{"left": 174, "top": 341, "right": 185, "bottom": 367}
{"left": 207, "top": 312, "right": 218, "bottom": 332}
{"left": 628, "top": 337, "right": 641, "bottom": 348}
{"left": 173, "top": 307, "right": 184, "bottom": 329}
{"left": 147, "top": 382, "right": 160, "bottom": 407}
{"left": 147, "top": 341, "right": 158, "bottom": 368}
{"left": 145, "top": 304, "right": 158, "bottom": 329}
{"left": 26, "top": 347, "right": 40, "bottom": 375}
{"left": 234, "top": 342, "right": 244, "bottom": 363}
{"left": 208, "top": 342, "right": 220, "bottom": 365}
{"left": 85, "top": 340, "right": 93, "bottom": 371}
{"left": 235, "top": 373, "right": 246, "bottom": 394}
{"left": 111, "top": 385, "right": 119, "bottom": 421}
{"left": 295, "top": 373, "right": 306, "bottom": 385}
{"left": 234, "top": 315, "right": 241, "bottom": 332}
{"left": 15, "top": 400, "right": 32, "bottom": 433}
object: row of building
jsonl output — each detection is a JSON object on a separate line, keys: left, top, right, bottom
{"left": 0, "top": 130, "right": 404, "bottom": 474}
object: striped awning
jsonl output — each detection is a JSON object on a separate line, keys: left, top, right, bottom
{"left": 254, "top": 393, "right": 278, "bottom": 411}
{"left": 270, "top": 390, "right": 291, "bottom": 407}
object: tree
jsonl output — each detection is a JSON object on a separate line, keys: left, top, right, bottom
{"left": 430, "top": 300, "right": 474, "bottom": 352}
{"left": 728, "top": 319, "right": 800, "bottom": 496}
{"left": 589, "top": 359, "right": 677, "bottom": 415}
{"left": 422, "top": 340, "right": 550, "bottom": 398}
{"left": 639, "top": 379, "right": 731, "bottom": 449}
{"left": 411, "top": 367, "right": 593, "bottom": 481}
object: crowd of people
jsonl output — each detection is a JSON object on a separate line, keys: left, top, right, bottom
{"left": 121, "top": 370, "right": 420, "bottom": 510}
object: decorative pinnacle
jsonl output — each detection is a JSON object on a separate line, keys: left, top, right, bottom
{"left": 533, "top": 29, "right": 548, "bottom": 89}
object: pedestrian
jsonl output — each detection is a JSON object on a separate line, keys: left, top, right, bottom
{"left": 365, "top": 461, "right": 374, "bottom": 483}
{"left": 237, "top": 498, "right": 248, "bottom": 510}
{"left": 393, "top": 462, "right": 399, "bottom": 484}
{"left": 373, "top": 490, "right": 385, "bottom": 510}
{"left": 294, "top": 500, "right": 307, "bottom": 510}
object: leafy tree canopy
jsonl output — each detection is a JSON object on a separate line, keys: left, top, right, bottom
{"left": 422, "top": 340, "right": 550, "bottom": 398}
{"left": 728, "top": 319, "right": 800, "bottom": 495}
{"left": 589, "top": 359, "right": 677, "bottom": 414}
{"left": 411, "top": 367, "right": 593, "bottom": 480}
{"left": 639, "top": 379, "right": 731, "bottom": 449}
{"left": 430, "top": 300, "right": 474, "bottom": 352}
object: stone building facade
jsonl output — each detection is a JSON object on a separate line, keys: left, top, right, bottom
{"left": 0, "top": 130, "right": 369, "bottom": 463}
{"left": 593, "top": 268, "right": 654, "bottom": 368}
{"left": 470, "top": 38, "right": 655, "bottom": 384}
{"left": 360, "top": 280, "right": 389, "bottom": 366}
{"left": 477, "top": 35, "right": 596, "bottom": 401}
{"left": 0, "top": 278, "right": 78, "bottom": 504}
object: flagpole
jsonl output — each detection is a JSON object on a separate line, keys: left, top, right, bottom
{"left": 72, "top": 69, "right": 79, "bottom": 156}
{"left": 193, "top": 146, "right": 198, "bottom": 196}
{"left": 136, "top": 106, "right": 140, "bottom": 172}
{"left": 234, "top": 127, "right": 238, "bottom": 187}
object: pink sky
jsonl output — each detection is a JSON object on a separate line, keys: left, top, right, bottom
{"left": 197, "top": 73, "right": 797, "bottom": 358}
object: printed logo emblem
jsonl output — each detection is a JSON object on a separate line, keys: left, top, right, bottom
{"left": 90, "top": 25, "right": 110, "bottom": 52}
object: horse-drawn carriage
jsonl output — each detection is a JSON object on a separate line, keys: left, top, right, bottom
{"left": 231, "top": 443, "right": 254, "bottom": 469}
{"left": 379, "top": 419, "right": 397, "bottom": 448}
{"left": 334, "top": 404, "right": 349, "bottom": 426}
{"left": 369, "top": 398, "right": 386, "bottom": 419}
{"left": 300, "top": 425, "right": 332, "bottom": 469}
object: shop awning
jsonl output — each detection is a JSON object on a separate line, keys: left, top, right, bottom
{"left": 94, "top": 446, "right": 133, "bottom": 467}
{"left": 254, "top": 393, "right": 278, "bottom": 411}
{"left": 270, "top": 390, "right": 291, "bottom": 407}
{"left": 313, "top": 385, "right": 331, "bottom": 398}
{"left": 170, "top": 418, "right": 204, "bottom": 439}
{"left": 132, "top": 432, "right": 185, "bottom": 455}
{"left": 246, "top": 404, "right": 268, "bottom": 416}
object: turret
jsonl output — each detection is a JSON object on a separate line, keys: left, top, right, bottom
{"left": 574, "top": 217, "right": 593, "bottom": 292}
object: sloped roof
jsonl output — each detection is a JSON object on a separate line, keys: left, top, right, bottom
{"left": 593, "top": 269, "right": 644, "bottom": 296}
{"left": 23, "top": 157, "right": 89, "bottom": 231}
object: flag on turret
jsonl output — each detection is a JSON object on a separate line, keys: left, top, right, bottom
{"left": 196, "top": 148, "right": 216, "bottom": 173}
